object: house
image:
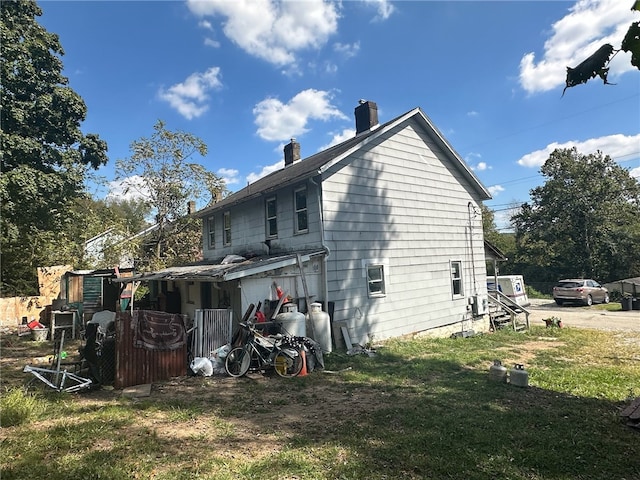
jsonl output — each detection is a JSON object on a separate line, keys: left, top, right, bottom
{"left": 122, "top": 100, "right": 494, "bottom": 347}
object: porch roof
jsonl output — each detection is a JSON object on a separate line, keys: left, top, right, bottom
{"left": 112, "top": 249, "right": 327, "bottom": 283}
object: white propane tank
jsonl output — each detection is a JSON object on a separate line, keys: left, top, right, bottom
{"left": 276, "top": 303, "right": 306, "bottom": 337}
{"left": 489, "top": 359, "right": 508, "bottom": 383}
{"left": 510, "top": 364, "right": 529, "bottom": 387}
{"left": 308, "top": 302, "right": 332, "bottom": 353}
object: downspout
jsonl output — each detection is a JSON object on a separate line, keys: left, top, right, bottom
{"left": 310, "top": 175, "right": 330, "bottom": 313}
{"left": 468, "top": 201, "right": 478, "bottom": 296}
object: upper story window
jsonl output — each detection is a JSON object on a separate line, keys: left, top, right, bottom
{"left": 366, "top": 264, "right": 386, "bottom": 297}
{"left": 265, "top": 197, "right": 278, "bottom": 238}
{"left": 450, "top": 260, "right": 463, "bottom": 297}
{"left": 207, "top": 216, "right": 215, "bottom": 249}
{"left": 223, "top": 211, "right": 231, "bottom": 246}
{"left": 294, "top": 187, "right": 308, "bottom": 233}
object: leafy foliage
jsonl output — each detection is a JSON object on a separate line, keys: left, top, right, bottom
{"left": 0, "top": 1, "right": 108, "bottom": 295}
{"left": 563, "top": 2, "right": 640, "bottom": 94}
{"left": 115, "top": 120, "right": 226, "bottom": 271}
{"left": 511, "top": 147, "right": 640, "bottom": 287}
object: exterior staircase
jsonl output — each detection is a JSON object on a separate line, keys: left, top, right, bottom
{"left": 487, "top": 290, "right": 530, "bottom": 332}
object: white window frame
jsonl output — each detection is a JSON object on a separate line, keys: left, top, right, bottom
{"left": 265, "top": 196, "right": 278, "bottom": 238}
{"left": 223, "top": 211, "right": 231, "bottom": 246}
{"left": 362, "top": 258, "right": 388, "bottom": 298}
{"left": 450, "top": 260, "right": 464, "bottom": 298}
{"left": 207, "top": 216, "right": 215, "bottom": 249}
{"left": 294, "top": 187, "right": 308, "bottom": 234}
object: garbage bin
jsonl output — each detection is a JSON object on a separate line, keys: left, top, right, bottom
{"left": 621, "top": 297, "right": 633, "bottom": 311}
{"left": 633, "top": 298, "right": 640, "bottom": 311}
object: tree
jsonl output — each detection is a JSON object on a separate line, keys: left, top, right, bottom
{"left": 115, "top": 120, "right": 226, "bottom": 271}
{"left": 512, "top": 147, "right": 640, "bottom": 287}
{"left": 66, "top": 197, "right": 152, "bottom": 269}
{"left": 563, "top": 2, "right": 640, "bottom": 95}
{"left": 1, "top": 0, "right": 108, "bottom": 295}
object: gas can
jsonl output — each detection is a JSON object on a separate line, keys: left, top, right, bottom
{"left": 510, "top": 364, "right": 529, "bottom": 387}
{"left": 489, "top": 359, "right": 507, "bottom": 382}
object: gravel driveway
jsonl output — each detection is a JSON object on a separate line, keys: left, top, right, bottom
{"left": 526, "top": 298, "right": 640, "bottom": 332}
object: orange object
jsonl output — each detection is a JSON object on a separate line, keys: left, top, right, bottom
{"left": 298, "top": 350, "right": 308, "bottom": 377}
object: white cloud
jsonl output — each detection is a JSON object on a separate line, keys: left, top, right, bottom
{"left": 204, "top": 38, "right": 221, "bottom": 48}
{"left": 319, "top": 128, "right": 356, "bottom": 151}
{"left": 364, "top": 0, "right": 395, "bottom": 21}
{"left": 466, "top": 110, "right": 479, "bottom": 117}
{"left": 474, "top": 161, "right": 489, "bottom": 171}
{"left": 106, "top": 175, "right": 150, "bottom": 202}
{"left": 246, "top": 160, "right": 284, "bottom": 184}
{"left": 517, "top": 133, "right": 640, "bottom": 167}
{"left": 630, "top": 166, "right": 640, "bottom": 180}
{"left": 218, "top": 168, "right": 239, "bottom": 186}
{"left": 488, "top": 185, "right": 505, "bottom": 196}
{"left": 198, "top": 19, "right": 213, "bottom": 30}
{"left": 253, "top": 89, "right": 347, "bottom": 141}
{"left": 519, "top": 0, "right": 637, "bottom": 94}
{"left": 158, "top": 67, "right": 223, "bottom": 119}
{"left": 186, "top": 0, "right": 340, "bottom": 67}
{"left": 334, "top": 41, "right": 360, "bottom": 58}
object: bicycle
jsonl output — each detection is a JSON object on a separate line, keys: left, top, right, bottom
{"left": 225, "top": 321, "right": 304, "bottom": 378}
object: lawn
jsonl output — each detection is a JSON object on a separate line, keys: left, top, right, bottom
{"left": 1, "top": 326, "right": 639, "bottom": 480}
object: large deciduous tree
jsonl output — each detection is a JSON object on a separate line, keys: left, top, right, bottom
{"left": 1, "top": 0, "right": 108, "bottom": 295}
{"left": 512, "top": 148, "right": 640, "bottom": 286}
{"left": 115, "top": 120, "right": 226, "bottom": 272}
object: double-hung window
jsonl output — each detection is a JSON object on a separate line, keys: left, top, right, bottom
{"left": 363, "top": 259, "right": 388, "bottom": 298}
{"left": 265, "top": 197, "right": 278, "bottom": 238}
{"left": 223, "top": 211, "right": 231, "bottom": 246}
{"left": 207, "top": 216, "right": 215, "bottom": 249}
{"left": 294, "top": 187, "right": 308, "bottom": 233}
{"left": 450, "top": 260, "right": 463, "bottom": 297}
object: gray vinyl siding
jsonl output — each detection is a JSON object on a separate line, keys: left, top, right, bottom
{"left": 322, "top": 120, "right": 487, "bottom": 343}
{"left": 202, "top": 180, "right": 323, "bottom": 261}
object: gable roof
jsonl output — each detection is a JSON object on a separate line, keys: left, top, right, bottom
{"left": 196, "top": 106, "right": 491, "bottom": 218}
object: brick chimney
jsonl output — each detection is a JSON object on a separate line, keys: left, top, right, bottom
{"left": 354, "top": 100, "right": 378, "bottom": 134}
{"left": 187, "top": 200, "right": 196, "bottom": 215}
{"left": 284, "top": 138, "right": 300, "bottom": 166}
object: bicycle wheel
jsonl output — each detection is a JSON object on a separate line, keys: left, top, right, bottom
{"left": 225, "top": 347, "right": 251, "bottom": 377}
{"left": 273, "top": 346, "right": 304, "bottom": 378}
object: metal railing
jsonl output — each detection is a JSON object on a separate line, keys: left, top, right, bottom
{"left": 487, "top": 289, "right": 530, "bottom": 331}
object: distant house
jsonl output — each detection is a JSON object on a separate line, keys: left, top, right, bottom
{"left": 122, "top": 101, "right": 493, "bottom": 346}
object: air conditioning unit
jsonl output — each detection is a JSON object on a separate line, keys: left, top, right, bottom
{"left": 472, "top": 295, "right": 488, "bottom": 316}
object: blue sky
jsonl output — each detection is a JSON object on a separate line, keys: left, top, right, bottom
{"left": 38, "top": 0, "right": 640, "bottom": 229}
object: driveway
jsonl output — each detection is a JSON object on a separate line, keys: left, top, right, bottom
{"left": 525, "top": 298, "right": 640, "bottom": 332}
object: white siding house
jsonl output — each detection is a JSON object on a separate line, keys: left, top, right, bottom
{"left": 126, "top": 101, "right": 493, "bottom": 347}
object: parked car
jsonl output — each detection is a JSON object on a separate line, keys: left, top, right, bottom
{"left": 552, "top": 279, "right": 609, "bottom": 306}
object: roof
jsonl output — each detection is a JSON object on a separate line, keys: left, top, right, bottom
{"left": 484, "top": 240, "right": 508, "bottom": 261}
{"left": 196, "top": 107, "right": 491, "bottom": 218}
{"left": 112, "top": 249, "right": 327, "bottom": 283}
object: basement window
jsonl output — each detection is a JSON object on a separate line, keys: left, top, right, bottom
{"left": 223, "top": 211, "right": 231, "bottom": 246}
{"left": 450, "top": 260, "right": 463, "bottom": 298}
{"left": 294, "top": 187, "right": 308, "bottom": 233}
{"left": 207, "top": 216, "right": 215, "bottom": 249}
{"left": 266, "top": 197, "right": 278, "bottom": 238}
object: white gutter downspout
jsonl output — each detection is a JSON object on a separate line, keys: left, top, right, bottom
{"left": 310, "top": 175, "right": 330, "bottom": 313}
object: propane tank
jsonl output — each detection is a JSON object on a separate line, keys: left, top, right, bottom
{"left": 308, "top": 302, "right": 332, "bottom": 353}
{"left": 489, "top": 359, "right": 508, "bottom": 383}
{"left": 510, "top": 364, "right": 529, "bottom": 387}
{"left": 276, "top": 303, "right": 306, "bottom": 337}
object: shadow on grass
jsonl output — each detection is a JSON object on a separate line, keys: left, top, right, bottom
{"left": 2, "top": 331, "right": 639, "bottom": 480}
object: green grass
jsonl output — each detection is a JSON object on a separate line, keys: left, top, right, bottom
{"left": 1, "top": 326, "right": 639, "bottom": 479}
